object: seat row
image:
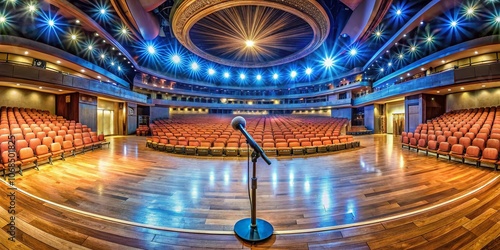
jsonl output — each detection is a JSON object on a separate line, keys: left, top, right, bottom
{"left": 147, "top": 135, "right": 359, "bottom": 156}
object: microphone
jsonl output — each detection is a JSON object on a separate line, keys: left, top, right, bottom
{"left": 231, "top": 116, "right": 271, "bottom": 165}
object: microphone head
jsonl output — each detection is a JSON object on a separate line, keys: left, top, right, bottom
{"left": 231, "top": 116, "right": 246, "bottom": 130}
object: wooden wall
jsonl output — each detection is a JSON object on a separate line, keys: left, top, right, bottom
{"left": 446, "top": 87, "right": 500, "bottom": 111}
{"left": 0, "top": 86, "right": 55, "bottom": 113}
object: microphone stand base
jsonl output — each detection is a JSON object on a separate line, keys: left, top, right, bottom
{"left": 234, "top": 218, "right": 274, "bottom": 242}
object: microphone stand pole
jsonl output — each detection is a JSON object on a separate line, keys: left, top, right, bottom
{"left": 234, "top": 147, "right": 274, "bottom": 242}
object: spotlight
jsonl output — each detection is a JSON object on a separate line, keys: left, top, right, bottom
{"left": 396, "top": 9, "right": 402, "bottom": 15}
{"left": 256, "top": 74, "right": 262, "bottom": 80}
{"left": 48, "top": 19, "right": 55, "bottom": 27}
{"left": 349, "top": 48, "right": 357, "bottom": 56}
{"left": 245, "top": 40, "right": 255, "bottom": 47}
{"left": 118, "top": 66, "right": 122, "bottom": 71}
{"left": 171, "top": 55, "right": 181, "bottom": 64}
{"left": 223, "top": 72, "right": 230, "bottom": 78}
{"left": 56, "top": 60, "right": 61, "bottom": 64}
{"left": 290, "top": 70, "right": 297, "bottom": 78}
{"left": 71, "top": 34, "right": 77, "bottom": 40}
{"left": 100, "top": 8, "right": 106, "bottom": 14}
{"left": 388, "top": 62, "right": 392, "bottom": 66}
{"left": 147, "top": 45, "right": 155, "bottom": 54}
{"left": 467, "top": 7, "right": 474, "bottom": 15}
{"left": 410, "top": 46, "right": 416, "bottom": 52}
{"left": 208, "top": 68, "right": 215, "bottom": 75}
{"left": 305, "top": 67, "right": 312, "bottom": 75}
{"left": 0, "top": 16, "right": 5, "bottom": 23}
{"left": 88, "top": 45, "right": 93, "bottom": 50}
{"left": 27, "top": 4, "right": 36, "bottom": 12}
{"left": 273, "top": 73, "right": 279, "bottom": 80}
{"left": 100, "top": 54, "right": 105, "bottom": 59}
{"left": 240, "top": 73, "right": 246, "bottom": 80}
{"left": 496, "top": 16, "right": 500, "bottom": 23}
{"left": 121, "top": 28, "right": 127, "bottom": 34}
{"left": 398, "top": 54, "right": 404, "bottom": 59}
{"left": 380, "top": 68, "right": 384, "bottom": 72}
{"left": 450, "top": 20, "right": 458, "bottom": 27}
{"left": 426, "top": 36, "right": 433, "bottom": 42}
{"left": 191, "top": 62, "right": 199, "bottom": 70}
{"left": 375, "top": 31, "right": 381, "bottom": 37}
{"left": 323, "top": 57, "right": 334, "bottom": 68}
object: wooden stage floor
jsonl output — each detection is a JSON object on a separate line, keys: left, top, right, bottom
{"left": 0, "top": 134, "right": 499, "bottom": 249}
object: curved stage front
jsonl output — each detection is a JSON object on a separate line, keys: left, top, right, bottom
{"left": 1, "top": 135, "right": 499, "bottom": 249}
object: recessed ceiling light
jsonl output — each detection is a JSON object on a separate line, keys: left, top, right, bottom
{"left": 441, "top": 60, "right": 445, "bottom": 63}
{"left": 39, "top": 87, "right": 42, "bottom": 89}
{"left": 75, "top": 19, "right": 80, "bottom": 23}
{"left": 482, "top": 85, "right": 486, "bottom": 87}
{"left": 97, "top": 76, "right": 101, "bottom": 79}
{"left": 56, "top": 60, "right": 61, "bottom": 64}
{"left": 81, "top": 69, "right": 85, "bottom": 72}
{"left": 448, "top": 89, "right": 451, "bottom": 91}
{"left": 16, "top": 83, "right": 20, "bottom": 86}
{"left": 421, "top": 68, "right": 425, "bottom": 71}
{"left": 58, "top": 89, "right": 62, "bottom": 92}
{"left": 474, "top": 51, "right": 478, "bottom": 54}
{"left": 437, "top": 91, "right": 440, "bottom": 93}
{"left": 24, "top": 51, "right": 28, "bottom": 55}
{"left": 460, "top": 87, "right": 464, "bottom": 90}
{"left": 407, "top": 73, "right": 410, "bottom": 76}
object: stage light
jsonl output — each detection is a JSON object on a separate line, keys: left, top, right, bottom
{"left": 467, "top": 7, "right": 475, "bottom": 15}
{"left": 171, "top": 54, "right": 181, "bottom": 64}
{"left": 349, "top": 48, "right": 357, "bottom": 56}
{"left": 121, "top": 28, "right": 127, "bottom": 34}
{"left": 450, "top": 20, "right": 458, "bottom": 27}
{"left": 191, "top": 62, "right": 199, "bottom": 70}
{"left": 118, "top": 66, "right": 122, "bottom": 71}
{"left": 396, "top": 9, "right": 402, "bottom": 15}
{"left": 380, "top": 68, "right": 384, "bottom": 72}
{"left": 48, "top": 19, "right": 55, "bottom": 27}
{"left": 388, "top": 62, "right": 392, "bottom": 66}
{"left": 290, "top": 70, "right": 297, "bottom": 78}
{"left": 71, "top": 34, "right": 77, "bottom": 40}
{"left": 0, "top": 16, "right": 5, "bottom": 24}
{"left": 273, "top": 73, "right": 279, "bottom": 80}
{"left": 323, "top": 57, "right": 334, "bottom": 68}
{"left": 75, "top": 19, "right": 80, "bottom": 24}
{"left": 375, "top": 31, "right": 381, "bottom": 37}
{"left": 88, "top": 45, "right": 93, "bottom": 50}
{"left": 305, "top": 67, "right": 312, "bottom": 75}
{"left": 208, "top": 68, "right": 215, "bottom": 75}
{"left": 398, "top": 54, "right": 404, "bottom": 59}
{"left": 100, "top": 54, "right": 105, "bottom": 59}
{"left": 410, "top": 46, "right": 416, "bottom": 52}
{"left": 496, "top": 16, "right": 500, "bottom": 23}
{"left": 27, "top": 4, "right": 36, "bottom": 12}
{"left": 256, "top": 74, "right": 262, "bottom": 80}
{"left": 426, "top": 36, "right": 433, "bottom": 42}
{"left": 240, "top": 73, "right": 246, "bottom": 80}
{"left": 245, "top": 40, "right": 254, "bottom": 47}
{"left": 223, "top": 72, "right": 230, "bottom": 78}
{"left": 100, "top": 8, "right": 106, "bottom": 15}
{"left": 147, "top": 45, "right": 155, "bottom": 54}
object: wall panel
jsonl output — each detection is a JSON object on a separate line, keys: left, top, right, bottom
{"left": 0, "top": 86, "right": 55, "bottom": 113}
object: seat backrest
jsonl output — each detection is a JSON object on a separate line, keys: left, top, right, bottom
{"left": 35, "top": 145, "right": 49, "bottom": 155}
{"left": 29, "top": 138, "right": 41, "bottom": 152}
{"left": 427, "top": 140, "right": 438, "bottom": 150}
{"left": 50, "top": 142, "right": 62, "bottom": 152}
{"left": 486, "top": 139, "right": 500, "bottom": 151}
{"left": 74, "top": 139, "right": 83, "bottom": 146}
{"left": 459, "top": 137, "right": 471, "bottom": 148}
{"left": 263, "top": 142, "right": 275, "bottom": 148}
{"left": 447, "top": 136, "right": 458, "bottom": 145}
{"left": 482, "top": 148, "right": 498, "bottom": 160}
{"left": 19, "top": 147, "right": 34, "bottom": 160}
{"left": 15, "top": 140, "right": 28, "bottom": 153}
{"left": 289, "top": 142, "right": 300, "bottom": 147}
{"left": 472, "top": 138, "right": 486, "bottom": 150}
{"left": 437, "top": 135, "right": 446, "bottom": 143}
{"left": 62, "top": 140, "right": 73, "bottom": 149}
{"left": 450, "top": 144, "right": 464, "bottom": 154}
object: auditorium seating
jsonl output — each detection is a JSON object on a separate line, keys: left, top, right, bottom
{"left": 0, "top": 106, "right": 111, "bottom": 177}
{"left": 146, "top": 115, "right": 360, "bottom": 157}
{"left": 402, "top": 107, "right": 500, "bottom": 171}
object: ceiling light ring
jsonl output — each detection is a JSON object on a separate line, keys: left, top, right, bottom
{"left": 172, "top": 0, "right": 330, "bottom": 68}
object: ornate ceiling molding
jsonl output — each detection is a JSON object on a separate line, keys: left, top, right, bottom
{"left": 172, "top": 0, "right": 330, "bottom": 68}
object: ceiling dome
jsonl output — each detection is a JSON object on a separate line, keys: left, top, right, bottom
{"left": 172, "top": 0, "right": 330, "bottom": 68}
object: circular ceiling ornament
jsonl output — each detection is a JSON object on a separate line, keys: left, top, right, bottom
{"left": 172, "top": 0, "right": 330, "bottom": 68}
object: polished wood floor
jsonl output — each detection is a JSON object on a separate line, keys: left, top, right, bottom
{"left": 0, "top": 134, "right": 499, "bottom": 249}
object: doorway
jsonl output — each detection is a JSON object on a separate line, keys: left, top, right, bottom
{"left": 97, "top": 108, "right": 114, "bottom": 135}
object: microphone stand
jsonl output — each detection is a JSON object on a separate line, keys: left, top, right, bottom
{"left": 234, "top": 144, "right": 274, "bottom": 242}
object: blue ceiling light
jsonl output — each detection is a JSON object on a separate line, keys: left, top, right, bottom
{"left": 171, "top": 54, "right": 181, "bottom": 64}
{"left": 349, "top": 48, "right": 358, "bottom": 56}
{"left": 147, "top": 45, "right": 156, "bottom": 54}
{"left": 450, "top": 20, "right": 458, "bottom": 27}
{"left": 208, "top": 68, "right": 215, "bottom": 75}
{"left": 323, "top": 57, "right": 334, "bottom": 68}
{"left": 240, "top": 73, "right": 246, "bottom": 80}
{"left": 290, "top": 70, "right": 297, "bottom": 79}
{"left": 223, "top": 72, "right": 230, "bottom": 78}
{"left": 256, "top": 74, "right": 262, "bottom": 80}
{"left": 273, "top": 73, "right": 279, "bottom": 80}
{"left": 48, "top": 19, "right": 55, "bottom": 27}
{"left": 191, "top": 62, "right": 199, "bottom": 70}
{"left": 305, "top": 67, "right": 313, "bottom": 75}
{"left": 396, "top": 9, "right": 402, "bottom": 15}
{"left": 99, "top": 8, "right": 106, "bottom": 15}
